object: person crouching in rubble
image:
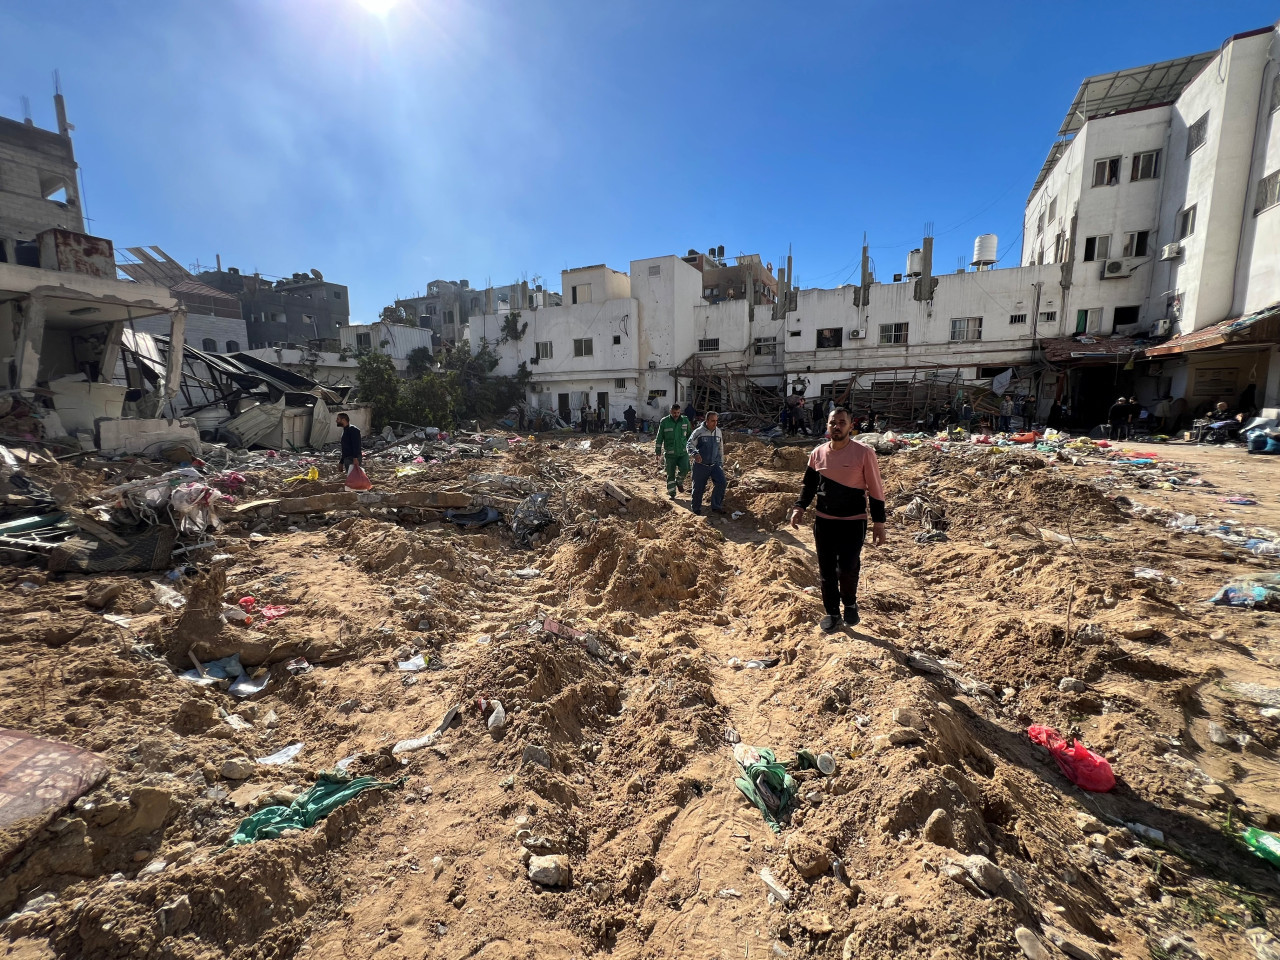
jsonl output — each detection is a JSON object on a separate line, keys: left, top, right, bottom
{"left": 337, "top": 413, "right": 362, "bottom": 475}
{"left": 654, "top": 402, "right": 693, "bottom": 500}
{"left": 687, "top": 410, "right": 727, "bottom": 516}
{"left": 790, "top": 407, "right": 887, "bottom": 632}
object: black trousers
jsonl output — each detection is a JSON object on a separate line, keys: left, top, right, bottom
{"left": 813, "top": 517, "right": 867, "bottom": 618}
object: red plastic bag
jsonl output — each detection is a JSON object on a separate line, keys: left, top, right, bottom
{"left": 345, "top": 463, "right": 372, "bottom": 490}
{"left": 1028, "top": 724, "right": 1115, "bottom": 792}
{"left": 1010, "top": 431, "right": 1040, "bottom": 444}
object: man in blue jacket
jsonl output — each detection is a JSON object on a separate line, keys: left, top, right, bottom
{"left": 686, "top": 410, "right": 727, "bottom": 516}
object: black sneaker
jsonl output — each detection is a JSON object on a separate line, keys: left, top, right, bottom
{"left": 844, "top": 606, "right": 860, "bottom": 627}
{"left": 669, "top": 491, "right": 677, "bottom": 500}
{"left": 711, "top": 506, "right": 727, "bottom": 514}
{"left": 677, "top": 481, "right": 686, "bottom": 493}
{"left": 820, "top": 614, "right": 842, "bottom": 633}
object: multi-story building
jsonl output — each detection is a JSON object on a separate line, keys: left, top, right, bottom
{"left": 397, "top": 279, "right": 561, "bottom": 347}
{"left": 197, "top": 267, "right": 350, "bottom": 348}
{"left": 471, "top": 253, "right": 784, "bottom": 424}
{"left": 1023, "top": 23, "right": 1280, "bottom": 419}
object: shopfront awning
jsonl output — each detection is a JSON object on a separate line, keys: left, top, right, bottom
{"left": 1144, "top": 302, "right": 1280, "bottom": 357}
{"left": 1040, "top": 335, "right": 1145, "bottom": 365}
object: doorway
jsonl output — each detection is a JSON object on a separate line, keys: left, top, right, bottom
{"left": 557, "top": 393, "right": 570, "bottom": 421}
{"left": 596, "top": 391, "right": 609, "bottom": 423}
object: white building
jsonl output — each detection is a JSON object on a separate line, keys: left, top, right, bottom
{"left": 468, "top": 255, "right": 782, "bottom": 424}
{"left": 1023, "top": 23, "right": 1280, "bottom": 420}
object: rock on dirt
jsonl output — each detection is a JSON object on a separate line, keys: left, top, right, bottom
{"left": 786, "top": 835, "right": 831, "bottom": 878}
{"left": 1015, "top": 927, "right": 1052, "bottom": 960}
{"left": 521, "top": 744, "right": 551, "bottom": 770}
{"left": 1206, "top": 722, "right": 1233, "bottom": 747}
{"left": 221, "top": 757, "right": 255, "bottom": 780}
{"left": 1059, "top": 677, "right": 1086, "bottom": 693}
{"left": 527, "top": 854, "right": 571, "bottom": 888}
{"left": 156, "top": 894, "right": 192, "bottom": 934}
{"left": 922, "top": 808, "right": 955, "bottom": 847}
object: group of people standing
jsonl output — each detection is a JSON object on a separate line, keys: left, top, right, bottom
{"left": 782, "top": 395, "right": 834, "bottom": 436}
{"left": 1107, "top": 396, "right": 1143, "bottom": 441}
{"left": 578, "top": 403, "right": 609, "bottom": 433}
{"left": 654, "top": 402, "right": 887, "bottom": 632}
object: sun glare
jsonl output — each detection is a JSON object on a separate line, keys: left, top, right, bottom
{"left": 355, "top": 0, "right": 398, "bottom": 17}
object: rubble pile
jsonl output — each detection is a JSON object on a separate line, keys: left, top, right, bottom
{"left": 1, "top": 431, "right": 1279, "bottom": 959}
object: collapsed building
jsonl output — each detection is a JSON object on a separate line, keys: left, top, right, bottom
{"left": 0, "top": 95, "right": 368, "bottom": 456}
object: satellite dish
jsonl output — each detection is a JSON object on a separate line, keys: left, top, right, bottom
{"left": 310, "top": 268, "right": 324, "bottom": 281}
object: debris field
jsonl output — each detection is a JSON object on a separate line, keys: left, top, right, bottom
{"left": 2, "top": 433, "right": 1280, "bottom": 960}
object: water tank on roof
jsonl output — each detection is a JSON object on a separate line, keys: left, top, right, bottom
{"left": 460, "top": 279, "right": 469, "bottom": 289}
{"left": 971, "top": 234, "right": 998, "bottom": 269}
{"left": 906, "top": 249, "right": 923, "bottom": 278}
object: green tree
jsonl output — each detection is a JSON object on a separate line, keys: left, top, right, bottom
{"left": 437, "top": 340, "right": 526, "bottom": 421}
{"left": 405, "top": 346, "right": 434, "bottom": 379}
{"left": 355, "top": 351, "right": 400, "bottom": 430}
{"left": 398, "top": 372, "right": 461, "bottom": 428}
{"left": 500, "top": 310, "right": 527, "bottom": 343}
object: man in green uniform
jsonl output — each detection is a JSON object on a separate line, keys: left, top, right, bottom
{"left": 654, "top": 402, "right": 692, "bottom": 500}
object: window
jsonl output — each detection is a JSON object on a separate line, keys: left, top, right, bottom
{"left": 1113, "top": 306, "right": 1140, "bottom": 327}
{"left": 535, "top": 341, "right": 553, "bottom": 360}
{"left": 201, "top": 338, "right": 217, "bottom": 352}
{"left": 271, "top": 312, "right": 286, "bottom": 324}
{"left": 614, "top": 378, "right": 626, "bottom": 389}
{"left": 1082, "top": 235, "right": 1111, "bottom": 262}
{"left": 1187, "top": 112, "right": 1209, "bottom": 156}
{"left": 612, "top": 334, "right": 621, "bottom": 345}
{"left": 470, "top": 298, "right": 480, "bottom": 312}
{"left": 698, "top": 338, "right": 720, "bottom": 352}
{"left": 1052, "top": 232, "right": 1065, "bottom": 263}
{"left": 703, "top": 286, "right": 720, "bottom": 298}
{"left": 878, "top": 322, "right": 908, "bottom": 344}
{"left": 1256, "top": 170, "right": 1280, "bottom": 216}
{"left": 950, "top": 317, "right": 982, "bottom": 341}
{"left": 648, "top": 264, "right": 661, "bottom": 277}
{"left": 1074, "top": 308, "right": 1102, "bottom": 333}
{"left": 571, "top": 283, "right": 592, "bottom": 304}
{"left": 1092, "top": 157, "right": 1121, "bottom": 187}
{"left": 1039, "top": 311, "right": 1057, "bottom": 325}
{"left": 1176, "top": 205, "right": 1197, "bottom": 240}
{"left": 1122, "top": 230, "right": 1150, "bottom": 257}
{"left": 1008, "top": 314, "right": 1027, "bottom": 325}
{"left": 445, "top": 310, "right": 454, "bottom": 324}
{"left": 226, "top": 340, "right": 240, "bottom": 352}
{"left": 1130, "top": 150, "right": 1161, "bottom": 181}
{"left": 816, "top": 328, "right": 843, "bottom": 349}
{"left": 1035, "top": 211, "right": 1044, "bottom": 234}
{"left": 333, "top": 291, "right": 343, "bottom": 300}
{"left": 573, "top": 337, "right": 593, "bottom": 357}
{"left": 753, "top": 336, "right": 777, "bottom": 357}
{"left": 789, "top": 329, "right": 801, "bottom": 337}
{"left": 356, "top": 333, "right": 372, "bottom": 349}
{"left": 1047, "top": 197, "right": 1057, "bottom": 221}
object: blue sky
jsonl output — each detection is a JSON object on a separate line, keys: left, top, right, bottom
{"left": 2, "top": 1, "right": 1276, "bottom": 323}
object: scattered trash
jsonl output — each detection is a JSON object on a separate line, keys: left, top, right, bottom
{"left": 397, "top": 654, "right": 428, "bottom": 672}
{"left": 1222, "top": 496, "right": 1258, "bottom": 505}
{"left": 759, "top": 866, "right": 792, "bottom": 905}
{"left": 228, "top": 772, "right": 403, "bottom": 844}
{"left": 344, "top": 463, "right": 373, "bottom": 491}
{"left": 733, "top": 744, "right": 797, "bottom": 833}
{"left": 284, "top": 658, "right": 312, "bottom": 675}
{"left": 256, "top": 743, "right": 305, "bottom": 766}
{"left": 1208, "top": 574, "right": 1280, "bottom": 609}
{"left": 179, "top": 654, "right": 244, "bottom": 687}
{"left": 815, "top": 753, "right": 837, "bottom": 776}
{"left": 512, "top": 568, "right": 541, "bottom": 579}
{"left": 151, "top": 582, "right": 186, "bottom": 609}
{"left": 1127, "top": 822, "right": 1165, "bottom": 844}
{"left": 1241, "top": 827, "right": 1280, "bottom": 869}
{"left": 393, "top": 705, "right": 460, "bottom": 755}
{"left": 1027, "top": 725, "right": 1115, "bottom": 792}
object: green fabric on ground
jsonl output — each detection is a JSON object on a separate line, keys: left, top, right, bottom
{"left": 734, "top": 747, "right": 797, "bottom": 834}
{"left": 229, "top": 773, "right": 404, "bottom": 845}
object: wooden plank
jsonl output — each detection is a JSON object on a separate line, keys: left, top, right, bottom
{"left": 64, "top": 509, "right": 128, "bottom": 547}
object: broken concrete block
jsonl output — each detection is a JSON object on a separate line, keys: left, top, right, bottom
{"left": 527, "top": 854, "right": 570, "bottom": 888}
{"left": 221, "top": 757, "right": 255, "bottom": 780}
{"left": 521, "top": 744, "right": 551, "bottom": 770}
{"left": 1059, "top": 677, "right": 1087, "bottom": 693}
{"left": 156, "top": 894, "right": 192, "bottom": 935}
{"left": 892, "top": 707, "right": 926, "bottom": 730}
{"left": 1206, "top": 722, "right": 1232, "bottom": 747}
{"left": 887, "top": 727, "right": 923, "bottom": 746}
{"left": 1015, "top": 927, "right": 1052, "bottom": 960}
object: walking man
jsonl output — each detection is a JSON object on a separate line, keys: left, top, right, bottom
{"left": 654, "top": 402, "right": 692, "bottom": 500}
{"left": 999, "top": 395, "right": 1013, "bottom": 433}
{"left": 1107, "top": 396, "right": 1128, "bottom": 442}
{"left": 337, "top": 412, "right": 362, "bottom": 475}
{"left": 790, "top": 407, "right": 887, "bottom": 631}
{"left": 1021, "top": 395, "right": 1036, "bottom": 431}
{"left": 687, "top": 411, "right": 727, "bottom": 516}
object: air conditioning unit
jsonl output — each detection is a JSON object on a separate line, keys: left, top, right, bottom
{"left": 647, "top": 360, "right": 658, "bottom": 369}
{"left": 530, "top": 384, "right": 543, "bottom": 393}
{"left": 1102, "top": 259, "right": 1133, "bottom": 279}
{"left": 1159, "top": 243, "right": 1183, "bottom": 261}
{"left": 847, "top": 329, "right": 865, "bottom": 339}
{"left": 529, "top": 356, "right": 539, "bottom": 365}
{"left": 1152, "top": 317, "right": 1172, "bottom": 337}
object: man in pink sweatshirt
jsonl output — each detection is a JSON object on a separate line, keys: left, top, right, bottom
{"left": 789, "top": 407, "right": 887, "bottom": 631}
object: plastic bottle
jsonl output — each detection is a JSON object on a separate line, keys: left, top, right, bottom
{"left": 1242, "top": 827, "right": 1280, "bottom": 868}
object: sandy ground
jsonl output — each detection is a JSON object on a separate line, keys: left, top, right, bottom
{"left": 1, "top": 434, "right": 1279, "bottom": 960}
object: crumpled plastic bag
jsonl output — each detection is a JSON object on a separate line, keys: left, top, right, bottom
{"left": 170, "top": 482, "right": 227, "bottom": 535}
{"left": 345, "top": 463, "right": 372, "bottom": 490}
{"left": 1028, "top": 724, "right": 1115, "bottom": 792}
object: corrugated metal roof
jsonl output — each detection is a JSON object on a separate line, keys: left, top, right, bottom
{"left": 171, "top": 278, "right": 239, "bottom": 303}
{"left": 1144, "top": 302, "right": 1280, "bottom": 357}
